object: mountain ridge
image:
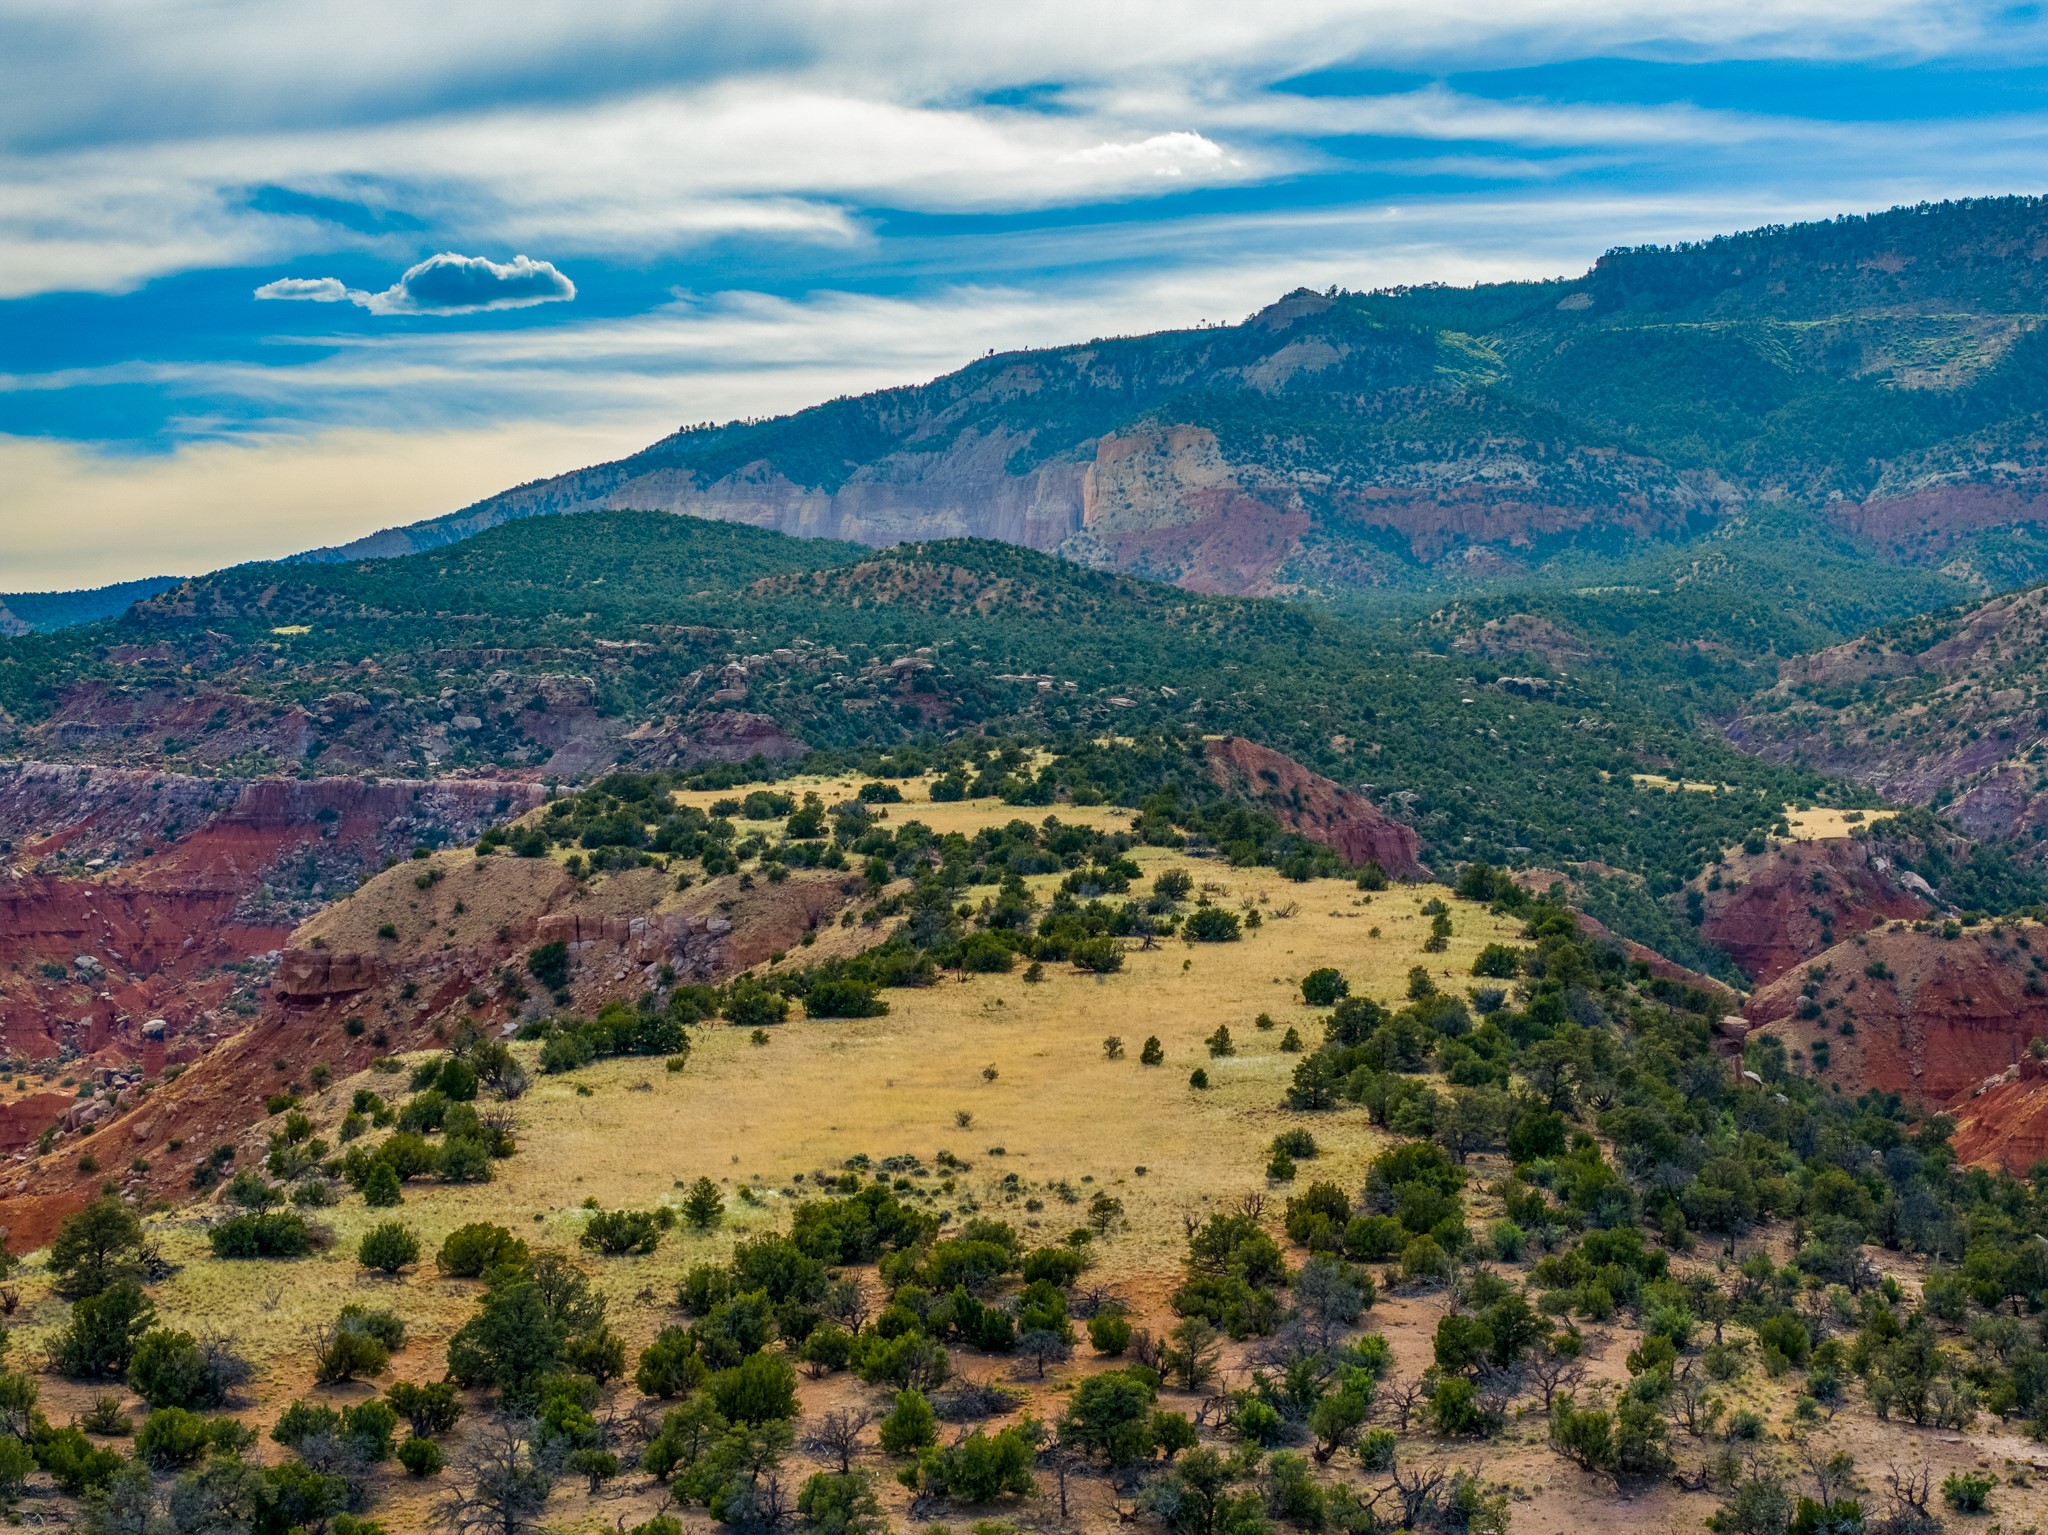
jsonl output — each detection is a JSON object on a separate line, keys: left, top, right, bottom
{"left": 288, "top": 194, "right": 2048, "bottom": 600}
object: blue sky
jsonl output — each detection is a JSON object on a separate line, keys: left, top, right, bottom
{"left": 5, "top": 1, "right": 2048, "bottom": 588}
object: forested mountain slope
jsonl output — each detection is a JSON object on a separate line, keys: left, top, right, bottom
{"left": 304, "top": 196, "right": 2048, "bottom": 598}
{"left": 1732, "top": 580, "right": 2048, "bottom": 852}
{"left": 0, "top": 511, "right": 1832, "bottom": 928}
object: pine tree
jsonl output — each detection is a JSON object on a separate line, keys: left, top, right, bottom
{"left": 682, "top": 1176, "right": 724, "bottom": 1229}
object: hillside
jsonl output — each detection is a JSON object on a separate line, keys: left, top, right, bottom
{"left": 0, "top": 511, "right": 1837, "bottom": 919}
{"left": 1745, "top": 919, "right": 2048, "bottom": 1104}
{"left": 1730, "top": 582, "right": 2048, "bottom": 852}
{"left": 0, "top": 578, "right": 179, "bottom": 636}
{"left": 4, "top": 767, "right": 2047, "bottom": 1532}
{"left": 301, "top": 197, "right": 2048, "bottom": 601}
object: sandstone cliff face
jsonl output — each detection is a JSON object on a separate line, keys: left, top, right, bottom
{"left": 555, "top": 415, "right": 1720, "bottom": 600}
{"left": 1747, "top": 923, "right": 2048, "bottom": 1103}
{"left": 1201, "top": 736, "right": 1426, "bottom": 878}
{"left": 601, "top": 427, "right": 1090, "bottom": 554}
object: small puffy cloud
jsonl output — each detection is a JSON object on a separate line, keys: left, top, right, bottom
{"left": 373, "top": 252, "right": 576, "bottom": 314}
{"left": 253, "top": 275, "right": 354, "bottom": 302}
{"left": 253, "top": 252, "right": 575, "bottom": 316}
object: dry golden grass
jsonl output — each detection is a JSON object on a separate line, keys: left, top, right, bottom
{"left": 1782, "top": 806, "right": 1898, "bottom": 841}
{"left": 294, "top": 849, "right": 571, "bottom": 952}
{"left": 1626, "top": 778, "right": 1898, "bottom": 850}
{"left": 14, "top": 817, "right": 1528, "bottom": 1390}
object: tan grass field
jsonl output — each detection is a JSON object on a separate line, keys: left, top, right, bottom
{"left": 14, "top": 846, "right": 1526, "bottom": 1378}
{"left": 2, "top": 817, "right": 1543, "bottom": 1531}
{"left": 1782, "top": 806, "right": 1898, "bottom": 841}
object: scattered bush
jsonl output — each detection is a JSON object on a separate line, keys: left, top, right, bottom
{"left": 1301, "top": 968, "right": 1349, "bottom": 1006}
{"left": 397, "top": 1436, "right": 446, "bottom": 1476}
{"left": 438, "top": 1222, "right": 529, "bottom": 1278}
{"left": 581, "top": 1208, "right": 670, "bottom": 1256}
{"left": 358, "top": 1221, "right": 421, "bottom": 1274}
{"left": 1944, "top": 1472, "right": 1994, "bottom": 1514}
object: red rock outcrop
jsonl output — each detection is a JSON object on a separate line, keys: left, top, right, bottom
{"left": 273, "top": 949, "right": 386, "bottom": 1000}
{"left": 0, "top": 1092, "right": 75, "bottom": 1153}
{"left": 1691, "top": 836, "right": 1933, "bottom": 985}
{"left": 1747, "top": 922, "right": 2048, "bottom": 1103}
{"left": 1202, "top": 737, "right": 1426, "bottom": 878}
{"left": 0, "top": 762, "right": 544, "bottom": 1058}
{"left": 1948, "top": 1057, "right": 2048, "bottom": 1172}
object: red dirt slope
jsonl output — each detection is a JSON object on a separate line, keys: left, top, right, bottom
{"left": 1747, "top": 921, "right": 2048, "bottom": 1103}
{"left": 1691, "top": 835, "right": 1933, "bottom": 985}
{"left": 0, "top": 761, "right": 542, "bottom": 1062}
{"left": 1948, "top": 1057, "right": 2048, "bottom": 1172}
{"left": 0, "top": 858, "right": 861, "bottom": 1250}
{"left": 1203, "top": 737, "right": 1425, "bottom": 878}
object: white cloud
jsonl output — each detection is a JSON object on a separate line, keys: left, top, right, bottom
{"left": 0, "top": 1, "right": 2007, "bottom": 153}
{"left": 2, "top": 0, "right": 2029, "bottom": 299}
{"left": 1062, "top": 132, "right": 1233, "bottom": 175}
{"left": 254, "top": 252, "right": 576, "bottom": 315}
{"left": 253, "top": 276, "right": 353, "bottom": 302}
{"left": 0, "top": 82, "right": 1280, "bottom": 297}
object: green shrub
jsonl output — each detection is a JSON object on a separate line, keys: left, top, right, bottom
{"left": 527, "top": 941, "right": 570, "bottom": 990}
{"left": 435, "top": 1136, "right": 494, "bottom": 1184}
{"left": 0, "top": 1435, "right": 29, "bottom": 1498}
{"left": 725, "top": 987, "right": 790, "bottom": 1029}
{"left": 363, "top": 1161, "right": 403, "bottom": 1207}
{"left": 386, "top": 1380, "right": 464, "bottom": 1439}
{"left": 33, "top": 1424, "right": 123, "bottom": 1494}
{"left": 437, "top": 1222, "right": 529, "bottom": 1278}
{"left": 208, "top": 1211, "right": 313, "bottom": 1259}
{"left": 127, "top": 1329, "right": 225, "bottom": 1411}
{"left": 358, "top": 1221, "right": 421, "bottom": 1274}
{"left": 1345, "top": 1214, "right": 1405, "bottom": 1261}
{"left": 1070, "top": 937, "right": 1123, "bottom": 973}
{"left": 1184, "top": 907, "right": 1241, "bottom": 943}
{"left": 581, "top": 1208, "right": 667, "bottom": 1256}
{"left": 805, "top": 979, "right": 888, "bottom": 1018}
{"left": 879, "top": 1388, "right": 938, "bottom": 1453}
{"left": 1471, "top": 944, "right": 1522, "bottom": 978}
{"left": 914, "top": 1424, "right": 1036, "bottom": 1502}
{"left": 1271, "top": 1129, "right": 1319, "bottom": 1159}
{"left": 1088, "top": 1313, "right": 1133, "bottom": 1356}
{"left": 707, "top": 1350, "right": 800, "bottom": 1425}
{"left": 135, "top": 1406, "right": 248, "bottom": 1468}
{"left": 51, "top": 1281, "right": 155, "bottom": 1378}
{"left": 398, "top": 1436, "right": 445, "bottom": 1476}
{"left": 637, "top": 1326, "right": 708, "bottom": 1398}
{"left": 1944, "top": 1472, "right": 1994, "bottom": 1514}
{"left": 1357, "top": 1427, "right": 1397, "bottom": 1472}
{"left": 1301, "top": 968, "right": 1349, "bottom": 1006}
